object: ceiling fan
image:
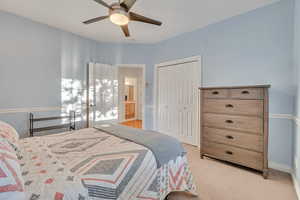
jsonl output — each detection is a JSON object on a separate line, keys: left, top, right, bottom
{"left": 83, "top": 0, "right": 162, "bottom": 37}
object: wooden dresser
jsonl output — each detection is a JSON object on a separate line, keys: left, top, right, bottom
{"left": 199, "top": 85, "right": 270, "bottom": 178}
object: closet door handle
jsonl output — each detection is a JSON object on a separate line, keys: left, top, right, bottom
{"left": 225, "top": 120, "right": 234, "bottom": 124}
{"left": 225, "top": 151, "right": 233, "bottom": 155}
{"left": 212, "top": 91, "right": 219, "bottom": 95}
{"left": 225, "top": 104, "right": 234, "bottom": 108}
{"left": 241, "top": 90, "right": 250, "bottom": 94}
{"left": 226, "top": 135, "right": 234, "bottom": 139}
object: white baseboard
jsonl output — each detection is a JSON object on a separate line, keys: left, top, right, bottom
{"left": 292, "top": 174, "right": 300, "bottom": 200}
{"left": 293, "top": 156, "right": 300, "bottom": 200}
{"left": 269, "top": 161, "right": 293, "bottom": 173}
{"left": 270, "top": 162, "right": 299, "bottom": 199}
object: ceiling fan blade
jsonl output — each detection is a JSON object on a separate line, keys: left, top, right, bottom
{"left": 121, "top": 25, "right": 130, "bottom": 37}
{"left": 120, "top": 0, "right": 137, "bottom": 11}
{"left": 83, "top": 16, "right": 108, "bottom": 24}
{"left": 94, "top": 0, "right": 111, "bottom": 9}
{"left": 129, "top": 12, "right": 162, "bottom": 26}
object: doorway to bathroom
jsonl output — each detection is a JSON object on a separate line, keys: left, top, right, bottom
{"left": 118, "top": 65, "right": 145, "bottom": 129}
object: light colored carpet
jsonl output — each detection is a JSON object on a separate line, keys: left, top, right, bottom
{"left": 168, "top": 145, "right": 298, "bottom": 200}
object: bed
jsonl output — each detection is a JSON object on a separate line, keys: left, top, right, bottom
{"left": 0, "top": 121, "right": 197, "bottom": 200}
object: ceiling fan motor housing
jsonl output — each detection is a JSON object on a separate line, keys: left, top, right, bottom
{"left": 109, "top": 3, "right": 129, "bottom": 16}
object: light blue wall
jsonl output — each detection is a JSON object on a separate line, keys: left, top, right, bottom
{"left": 293, "top": 0, "right": 300, "bottom": 183}
{"left": 0, "top": 11, "right": 61, "bottom": 136}
{"left": 156, "top": 0, "right": 295, "bottom": 114}
{"left": 0, "top": 11, "right": 61, "bottom": 109}
{"left": 0, "top": 10, "right": 158, "bottom": 134}
{"left": 152, "top": 0, "right": 295, "bottom": 168}
{"left": 0, "top": 0, "right": 297, "bottom": 170}
{"left": 107, "top": 0, "right": 296, "bottom": 168}
{"left": 0, "top": 11, "right": 119, "bottom": 136}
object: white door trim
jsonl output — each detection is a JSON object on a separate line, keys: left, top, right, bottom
{"left": 153, "top": 56, "right": 202, "bottom": 146}
{"left": 117, "top": 64, "right": 146, "bottom": 129}
{"left": 156, "top": 56, "right": 202, "bottom": 68}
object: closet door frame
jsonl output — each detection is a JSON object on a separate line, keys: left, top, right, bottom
{"left": 154, "top": 56, "right": 202, "bottom": 146}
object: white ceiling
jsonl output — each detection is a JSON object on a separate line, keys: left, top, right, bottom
{"left": 0, "top": 0, "right": 280, "bottom": 44}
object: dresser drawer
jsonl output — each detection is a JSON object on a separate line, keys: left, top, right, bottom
{"left": 231, "top": 88, "right": 264, "bottom": 99}
{"left": 204, "top": 89, "right": 229, "bottom": 99}
{"left": 203, "top": 99, "right": 263, "bottom": 116}
{"left": 203, "top": 127, "right": 263, "bottom": 152}
{"left": 202, "top": 141, "right": 263, "bottom": 170}
{"left": 203, "top": 113, "right": 263, "bottom": 134}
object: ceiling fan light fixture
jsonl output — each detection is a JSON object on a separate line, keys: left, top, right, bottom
{"left": 109, "top": 9, "right": 129, "bottom": 26}
{"left": 83, "top": 0, "right": 163, "bottom": 37}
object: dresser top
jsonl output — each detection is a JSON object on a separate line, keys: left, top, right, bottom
{"left": 199, "top": 85, "right": 271, "bottom": 90}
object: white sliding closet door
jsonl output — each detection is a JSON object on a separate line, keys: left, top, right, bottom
{"left": 157, "top": 60, "right": 200, "bottom": 145}
{"left": 88, "top": 63, "right": 118, "bottom": 127}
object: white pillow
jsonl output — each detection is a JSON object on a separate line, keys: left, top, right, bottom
{"left": 0, "top": 121, "right": 19, "bottom": 150}
{"left": 0, "top": 138, "right": 25, "bottom": 200}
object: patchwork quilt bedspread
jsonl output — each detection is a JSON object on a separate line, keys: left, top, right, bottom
{"left": 19, "top": 128, "right": 197, "bottom": 200}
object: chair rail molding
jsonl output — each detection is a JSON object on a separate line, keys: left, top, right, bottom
{"left": 269, "top": 113, "right": 294, "bottom": 120}
{"left": 0, "top": 107, "right": 61, "bottom": 114}
{"left": 294, "top": 116, "right": 300, "bottom": 126}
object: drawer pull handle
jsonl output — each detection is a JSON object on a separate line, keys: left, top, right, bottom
{"left": 225, "top": 151, "right": 233, "bottom": 155}
{"left": 225, "top": 120, "right": 234, "bottom": 124}
{"left": 241, "top": 90, "right": 250, "bottom": 94}
{"left": 225, "top": 104, "right": 234, "bottom": 108}
{"left": 212, "top": 91, "right": 219, "bottom": 95}
{"left": 226, "top": 135, "right": 234, "bottom": 139}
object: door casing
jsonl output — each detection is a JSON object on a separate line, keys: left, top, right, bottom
{"left": 117, "top": 64, "right": 146, "bottom": 129}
